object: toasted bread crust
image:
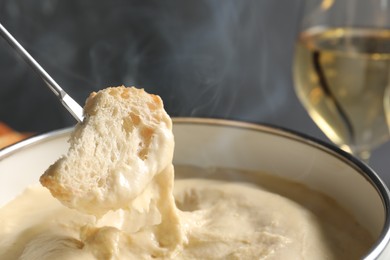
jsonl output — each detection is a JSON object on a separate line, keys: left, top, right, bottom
{"left": 40, "top": 86, "right": 174, "bottom": 216}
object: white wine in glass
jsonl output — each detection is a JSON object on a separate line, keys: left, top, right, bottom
{"left": 293, "top": 1, "right": 390, "bottom": 162}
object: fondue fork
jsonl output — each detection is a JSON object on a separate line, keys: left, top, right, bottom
{"left": 0, "top": 22, "right": 84, "bottom": 123}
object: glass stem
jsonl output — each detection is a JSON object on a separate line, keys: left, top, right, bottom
{"left": 341, "top": 145, "right": 371, "bottom": 164}
{"left": 353, "top": 149, "right": 371, "bottom": 164}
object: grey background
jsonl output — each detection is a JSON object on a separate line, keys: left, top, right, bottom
{"left": 0, "top": 0, "right": 389, "bottom": 184}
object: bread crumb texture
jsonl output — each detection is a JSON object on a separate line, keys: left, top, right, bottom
{"left": 40, "top": 86, "right": 174, "bottom": 216}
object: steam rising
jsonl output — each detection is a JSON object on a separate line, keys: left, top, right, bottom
{"left": 0, "top": 0, "right": 302, "bottom": 131}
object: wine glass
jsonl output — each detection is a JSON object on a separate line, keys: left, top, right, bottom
{"left": 293, "top": 0, "right": 390, "bottom": 162}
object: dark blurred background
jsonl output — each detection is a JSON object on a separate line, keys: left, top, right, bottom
{"left": 0, "top": 0, "right": 389, "bottom": 184}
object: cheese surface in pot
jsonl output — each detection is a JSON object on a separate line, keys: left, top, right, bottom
{"left": 0, "top": 166, "right": 373, "bottom": 259}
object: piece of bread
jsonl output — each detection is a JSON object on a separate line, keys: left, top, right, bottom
{"left": 40, "top": 86, "right": 174, "bottom": 217}
{"left": 0, "top": 122, "right": 32, "bottom": 149}
{"left": 0, "top": 133, "right": 25, "bottom": 149}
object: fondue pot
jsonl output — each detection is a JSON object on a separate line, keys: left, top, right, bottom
{"left": 0, "top": 118, "right": 389, "bottom": 259}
